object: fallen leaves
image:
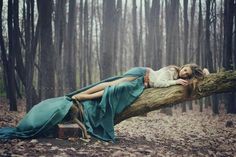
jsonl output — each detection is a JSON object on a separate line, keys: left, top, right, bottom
{"left": 0, "top": 97, "right": 236, "bottom": 156}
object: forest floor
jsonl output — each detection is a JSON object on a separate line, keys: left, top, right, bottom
{"left": 0, "top": 97, "right": 236, "bottom": 157}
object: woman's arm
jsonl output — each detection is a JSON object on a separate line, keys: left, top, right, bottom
{"left": 152, "top": 79, "right": 188, "bottom": 87}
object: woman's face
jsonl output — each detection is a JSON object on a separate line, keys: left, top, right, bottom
{"left": 179, "top": 67, "right": 192, "bottom": 79}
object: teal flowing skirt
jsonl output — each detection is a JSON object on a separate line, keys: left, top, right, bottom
{"left": 0, "top": 67, "right": 147, "bottom": 141}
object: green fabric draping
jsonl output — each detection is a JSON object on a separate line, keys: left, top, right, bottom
{"left": 0, "top": 67, "right": 147, "bottom": 141}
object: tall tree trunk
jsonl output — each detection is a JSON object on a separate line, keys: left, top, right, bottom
{"left": 7, "top": 0, "right": 17, "bottom": 111}
{"left": 223, "top": 0, "right": 235, "bottom": 113}
{"left": 160, "top": 1, "right": 164, "bottom": 66}
{"left": 119, "top": 0, "right": 127, "bottom": 72}
{"left": 79, "top": 0, "right": 84, "bottom": 87}
{"left": 0, "top": 0, "right": 10, "bottom": 102}
{"left": 183, "top": 0, "right": 188, "bottom": 63}
{"left": 13, "top": 0, "right": 24, "bottom": 100}
{"left": 234, "top": 5, "right": 236, "bottom": 69}
{"left": 132, "top": 0, "right": 139, "bottom": 66}
{"left": 204, "top": 0, "right": 213, "bottom": 110}
{"left": 196, "top": 0, "right": 203, "bottom": 65}
{"left": 145, "top": 0, "right": 151, "bottom": 66}
{"left": 112, "top": 0, "right": 122, "bottom": 75}
{"left": 89, "top": 0, "right": 94, "bottom": 83}
{"left": 219, "top": 0, "right": 223, "bottom": 68}
{"left": 95, "top": 0, "right": 101, "bottom": 77}
{"left": 37, "top": 0, "right": 55, "bottom": 100}
{"left": 83, "top": 0, "right": 89, "bottom": 87}
{"left": 188, "top": 0, "right": 196, "bottom": 62}
{"left": 205, "top": 0, "right": 213, "bottom": 71}
{"left": 100, "top": 0, "right": 115, "bottom": 79}
{"left": 212, "top": 0, "right": 217, "bottom": 70}
{"left": 64, "top": 0, "right": 77, "bottom": 93}
{"left": 150, "top": 0, "right": 160, "bottom": 69}
{"left": 54, "top": 0, "right": 66, "bottom": 96}
{"left": 139, "top": 0, "right": 145, "bottom": 66}
{"left": 165, "top": 0, "right": 179, "bottom": 65}
{"left": 211, "top": 0, "right": 219, "bottom": 115}
{"left": 25, "top": 0, "right": 40, "bottom": 111}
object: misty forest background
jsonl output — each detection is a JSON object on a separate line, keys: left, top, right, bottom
{"left": 0, "top": 0, "right": 235, "bottom": 115}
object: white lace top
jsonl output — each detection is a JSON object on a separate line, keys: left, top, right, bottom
{"left": 148, "top": 67, "right": 179, "bottom": 87}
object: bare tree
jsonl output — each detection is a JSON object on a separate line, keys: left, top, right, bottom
{"left": 7, "top": 0, "right": 17, "bottom": 111}
{"left": 165, "top": 0, "right": 180, "bottom": 65}
{"left": 113, "top": 0, "right": 122, "bottom": 74}
{"left": 78, "top": 0, "right": 85, "bottom": 87}
{"left": 37, "top": 0, "right": 55, "bottom": 100}
{"left": 188, "top": 0, "right": 196, "bottom": 62}
{"left": 89, "top": 0, "right": 94, "bottom": 83}
{"left": 183, "top": 0, "right": 189, "bottom": 62}
{"left": 83, "top": 0, "right": 89, "bottom": 86}
{"left": 54, "top": 0, "right": 66, "bottom": 96}
{"left": 24, "top": 0, "right": 40, "bottom": 111}
{"left": 119, "top": 0, "right": 127, "bottom": 72}
{"left": 0, "top": 0, "right": 10, "bottom": 107}
{"left": 223, "top": 0, "right": 235, "bottom": 113}
{"left": 63, "top": 0, "right": 77, "bottom": 93}
{"left": 100, "top": 0, "right": 116, "bottom": 79}
{"left": 132, "top": 0, "right": 139, "bottom": 66}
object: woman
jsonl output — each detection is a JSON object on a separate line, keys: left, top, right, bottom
{"left": 67, "top": 63, "right": 208, "bottom": 141}
{"left": 0, "top": 64, "right": 209, "bottom": 142}
{"left": 72, "top": 64, "right": 208, "bottom": 101}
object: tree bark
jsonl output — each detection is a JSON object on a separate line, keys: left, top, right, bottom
{"left": 54, "top": 0, "right": 66, "bottom": 96}
{"left": 100, "top": 0, "right": 116, "bottom": 79}
{"left": 79, "top": 0, "right": 84, "bottom": 87}
{"left": 89, "top": 0, "right": 94, "bottom": 83}
{"left": 113, "top": 0, "right": 122, "bottom": 75}
{"left": 24, "top": 0, "right": 40, "bottom": 111}
{"left": 115, "top": 70, "right": 236, "bottom": 124}
{"left": 83, "top": 0, "right": 89, "bottom": 87}
{"left": 0, "top": 0, "right": 10, "bottom": 100}
{"left": 37, "top": 0, "right": 55, "bottom": 100}
{"left": 150, "top": 0, "right": 160, "bottom": 69}
{"left": 188, "top": 0, "right": 196, "bottom": 62}
{"left": 63, "top": 0, "right": 77, "bottom": 93}
{"left": 7, "top": 0, "right": 17, "bottom": 111}
{"left": 119, "top": 0, "right": 127, "bottom": 72}
{"left": 196, "top": 0, "right": 203, "bottom": 65}
{"left": 183, "top": 0, "right": 188, "bottom": 63}
{"left": 205, "top": 0, "right": 213, "bottom": 71}
{"left": 165, "top": 0, "right": 179, "bottom": 65}
{"left": 132, "top": 0, "right": 139, "bottom": 66}
{"left": 223, "top": 0, "right": 235, "bottom": 113}
{"left": 139, "top": 0, "right": 144, "bottom": 66}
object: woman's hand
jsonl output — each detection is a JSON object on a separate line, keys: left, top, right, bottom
{"left": 176, "top": 79, "right": 188, "bottom": 86}
{"left": 72, "top": 95, "right": 81, "bottom": 100}
{"left": 203, "top": 68, "right": 210, "bottom": 76}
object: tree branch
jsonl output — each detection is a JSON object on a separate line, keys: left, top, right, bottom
{"left": 115, "top": 70, "right": 236, "bottom": 124}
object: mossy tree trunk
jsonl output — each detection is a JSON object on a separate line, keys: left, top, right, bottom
{"left": 115, "top": 71, "right": 236, "bottom": 124}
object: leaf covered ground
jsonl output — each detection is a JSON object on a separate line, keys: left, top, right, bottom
{"left": 0, "top": 97, "right": 236, "bottom": 157}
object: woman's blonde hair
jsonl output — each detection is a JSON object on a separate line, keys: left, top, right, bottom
{"left": 180, "top": 63, "right": 205, "bottom": 80}
{"left": 167, "top": 63, "right": 204, "bottom": 80}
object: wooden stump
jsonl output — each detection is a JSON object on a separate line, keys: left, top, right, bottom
{"left": 56, "top": 124, "right": 82, "bottom": 139}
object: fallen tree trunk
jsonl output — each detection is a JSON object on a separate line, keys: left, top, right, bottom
{"left": 115, "top": 70, "right": 236, "bottom": 124}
